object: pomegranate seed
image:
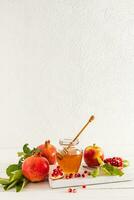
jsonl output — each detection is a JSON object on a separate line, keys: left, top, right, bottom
{"left": 51, "top": 166, "right": 64, "bottom": 178}
{"left": 74, "top": 173, "right": 78, "bottom": 178}
{"left": 69, "top": 173, "right": 73, "bottom": 178}
{"left": 82, "top": 173, "right": 86, "bottom": 178}
{"left": 84, "top": 170, "right": 88, "bottom": 174}
{"left": 73, "top": 189, "right": 77, "bottom": 193}
{"left": 82, "top": 185, "right": 86, "bottom": 188}
{"left": 53, "top": 171, "right": 58, "bottom": 176}
{"left": 68, "top": 188, "right": 73, "bottom": 193}
{"left": 77, "top": 173, "right": 81, "bottom": 177}
{"left": 65, "top": 175, "right": 69, "bottom": 179}
{"left": 58, "top": 171, "right": 63, "bottom": 175}
{"left": 104, "top": 157, "right": 123, "bottom": 167}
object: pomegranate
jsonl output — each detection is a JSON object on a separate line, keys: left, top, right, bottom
{"left": 22, "top": 155, "right": 49, "bottom": 182}
{"left": 50, "top": 166, "right": 64, "bottom": 180}
{"left": 104, "top": 157, "right": 123, "bottom": 168}
{"left": 84, "top": 144, "right": 104, "bottom": 167}
{"left": 37, "top": 140, "right": 57, "bottom": 165}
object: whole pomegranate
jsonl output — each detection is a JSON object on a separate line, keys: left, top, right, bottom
{"left": 84, "top": 144, "right": 104, "bottom": 167}
{"left": 22, "top": 155, "right": 49, "bottom": 182}
{"left": 37, "top": 140, "right": 57, "bottom": 165}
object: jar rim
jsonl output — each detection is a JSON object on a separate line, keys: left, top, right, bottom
{"left": 59, "top": 138, "right": 79, "bottom": 146}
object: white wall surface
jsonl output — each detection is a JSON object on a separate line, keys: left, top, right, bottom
{"left": 0, "top": 0, "right": 134, "bottom": 149}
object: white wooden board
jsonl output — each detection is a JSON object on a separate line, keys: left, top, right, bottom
{"left": 49, "top": 165, "right": 134, "bottom": 189}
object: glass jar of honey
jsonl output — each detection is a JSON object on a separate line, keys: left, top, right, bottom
{"left": 57, "top": 138, "right": 83, "bottom": 174}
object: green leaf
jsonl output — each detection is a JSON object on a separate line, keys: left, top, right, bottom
{"left": 18, "top": 157, "right": 24, "bottom": 168}
{"left": 23, "top": 144, "right": 31, "bottom": 154}
{"left": 33, "top": 148, "right": 41, "bottom": 154}
{"left": 3, "top": 184, "right": 9, "bottom": 191}
{"left": 6, "top": 180, "right": 18, "bottom": 190}
{"left": 17, "top": 152, "right": 25, "bottom": 157}
{"left": 102, "top": 164, "right": 124, "bottom": 176}
{"left": 15, "top": 178, "right": 29, "bottom": 192}
{"left": 21, "top": 178, "right": 29, "bottom": 190}
{"left": 91, "top": 167, "right": 100, "bottom": 177}
{"left": 101, "top": 166, "right": 111, "bottom": 176}
{"left": 20, "top": 178, "right": 28, "bottom": 192}
{"left": 6, "top": 164, "right": 18, "bottom": 177}
{"left": 9, "top": 169, "right": 22, "bottom": 182}
{"left": 123, "top": 160, "right": 129, "bottom": 168}
{"left": 15, "top": 182, "right": 23, "bottom": 192}
{"left": 0, "top": 178, "right": 10, "bottom": 185}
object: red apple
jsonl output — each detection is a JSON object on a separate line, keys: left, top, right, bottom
{"left": 22, "top": 155, "right": 49, "bottom": 182}
{"left": 84, "top": 144, "right": 104, "bottom": 167}
{"left": 37, "top": 140, "right": 57, "bottom": 165}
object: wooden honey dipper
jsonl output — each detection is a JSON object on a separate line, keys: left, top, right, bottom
{"left": 57, "top": 115, "right": 95, "bottom": 160}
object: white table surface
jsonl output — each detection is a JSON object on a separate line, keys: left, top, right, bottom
{"left": 0, "top": 146, "right": 134, "bottom": 200}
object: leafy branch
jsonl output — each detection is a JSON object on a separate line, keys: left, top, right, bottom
{"left": 0, "top": 144, "right": 37, "bottom": 192}
{"left": 90, "top": 159, "right": 129, "bottom": 178}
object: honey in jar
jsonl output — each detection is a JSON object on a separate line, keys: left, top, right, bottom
{"left": 57, "top": 138, "right": 82, "bottom": 174}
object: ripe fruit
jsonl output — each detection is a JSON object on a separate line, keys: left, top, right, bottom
{"left": 22, "top": 155, "right": 49, "bottom": 182}
{"left": 37, "top": 140, "right": 57, "bottom": 165}
{"left": 84, "top": 144, "right": 104, "bottom": 167}
{"left": 104, "top": 157, "right": 123, "bottom": 168}
{"left": 50, "top": 166, "right": 64, "bottom": 180}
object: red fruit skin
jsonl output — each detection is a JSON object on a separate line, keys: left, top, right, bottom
{"left": 37, "top": 141, "right": 57, "bottom": 165}
{"left": 22, "top": 156, "right": 49, "bottom": 182}
{"left": 84, "top": 145, "right": 104, "bottom": 167}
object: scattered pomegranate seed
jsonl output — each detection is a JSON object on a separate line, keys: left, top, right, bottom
{"left": 67, "top": 188, "right": 77, "bottom": 193}
{"left": 68, "top": 188, "right": 73, "bottom": 193}
{"left": 77, "top": 173, "right": 81, "bottom": 177}
{"left": 65, "top": 175, "right": 69, "bottom": 179}
{"left": 82, "top": 185, "right": 87, "bottom": 189}
{"left": 69, "top": 173, "right": 73, "bottom": 178}
{"left": 73, "top": 189, "right": 77, "bottom": 193}
{"left": 84, "top": 170, "right": 88, "bottom": 174}
{"left": 82, "top": 173, "right": 86, "bottom": 178}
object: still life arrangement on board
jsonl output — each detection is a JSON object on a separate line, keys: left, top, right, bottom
{"left": 0, "top": 115, "right": 129, "bottom": 192}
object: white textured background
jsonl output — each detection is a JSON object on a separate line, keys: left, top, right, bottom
{"left": 0, "top": 0, "right": 134, "bottom": 150}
